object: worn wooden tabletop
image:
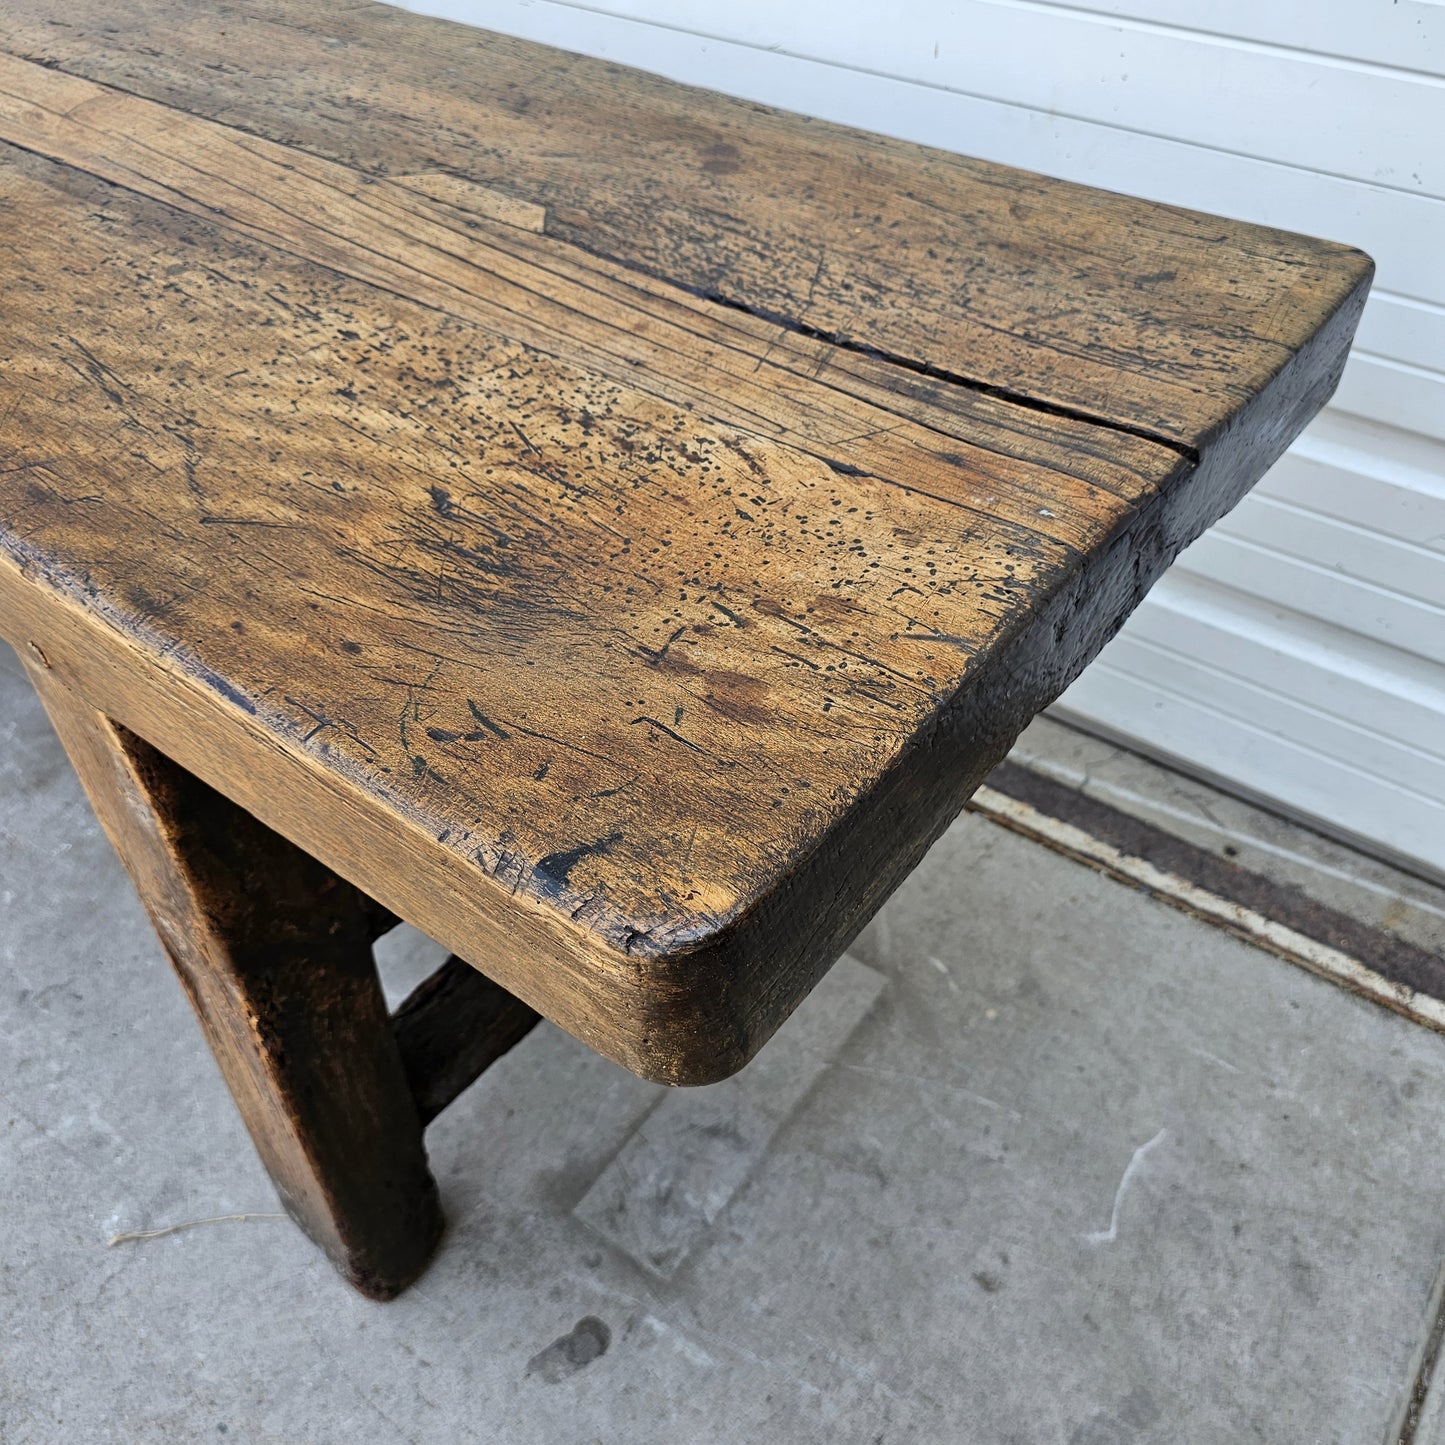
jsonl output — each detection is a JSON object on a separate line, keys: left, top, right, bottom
{"left": 0, "top": 1, "right": 1370, "bottom": 1082}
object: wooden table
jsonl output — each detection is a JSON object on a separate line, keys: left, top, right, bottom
{"left": 0, "top": 1, "right": 1370, "bottom": 1298}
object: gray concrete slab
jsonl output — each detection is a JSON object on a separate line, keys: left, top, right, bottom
{"left": 575, "top": 956, "right": 887, "bottom": 1279}
{"left": 4, "top": 650, "right": 1445, "bottom": 1443}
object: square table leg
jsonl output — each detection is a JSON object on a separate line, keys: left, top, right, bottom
{"left": 25, "top": 662, "right": 443, "bottom": 1299}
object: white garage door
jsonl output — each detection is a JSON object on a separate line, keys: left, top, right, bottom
{"left": 399, "top": 0, "right": 1445, "bottom": 882}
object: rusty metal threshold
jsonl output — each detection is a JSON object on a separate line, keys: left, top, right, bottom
{"left": 971, "top": 759, "right": 1445, "bottom": 1036}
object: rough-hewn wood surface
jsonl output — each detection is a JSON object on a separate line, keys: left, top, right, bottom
{"left": 25, "top": 664, "right": 442, "bottom": 1299}
{"left": 394, "top": 956, "right": 542, "bottom": 1126}
{"left": 0, "top": 2, "right": 1371, "bottom": 1084}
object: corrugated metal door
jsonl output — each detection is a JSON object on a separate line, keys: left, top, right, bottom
{"left": 402, "top": 0, "right": 1445, "bottom": 880}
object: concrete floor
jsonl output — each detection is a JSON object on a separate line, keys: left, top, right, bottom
{"left": 4, "top": 646, "right": 1445, "bottom": 1444}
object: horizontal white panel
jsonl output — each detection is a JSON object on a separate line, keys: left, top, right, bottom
{"left": 472, "top": 0, "right": 1445, "bottom": 197}
{"left": 1290, "top": 410, "right": 1445, "bottom": 504}
{"left": 1332, "top": 351, "right": 1445, "bottom": 443}
{"left": 1080, "top": 637, "right": 1445, "bottom": 805}
{"left": 1058, "top": 576, "right": 1445, "bottom": 877}
{"left": 1010, "top": 0, "right": 1444, "bottom": 74}
{"left": 1176, "top": 529, "right": 1445, "bottom": 665}
{"left": 406, "top": 0, "right": 1445, "bottom": 305}
{"left": 1217, "top": 494, "right": 1445, "bottom": 600}
{"left": 1355, "top": 293, "right": 1445, "bottom": 374}
{"left": 1059, "top": 662, "right": 1445, "bottom": 880}
{"left": 1108, "top": 573, "right": 1445, "bottom": 758}
{"left": 1260, "top": 421, "right": 1445, "bottom": 554}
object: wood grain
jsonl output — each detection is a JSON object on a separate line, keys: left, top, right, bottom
{"left": 393, "top": 957, "right": 541, "bottom": 1126}
{"left": 25, "top": 664, "right": 442, "bottom": 1299}
{"left": 0, "top": 0, "right": 1371, "bottom": 453}
{"left": 0, "top": 5, "right": 1372, "bottom": 1083}
{"left": 386, "top": 173, "right": 547, "bottom": 234}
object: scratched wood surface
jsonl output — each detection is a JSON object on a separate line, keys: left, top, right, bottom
{"left": 0, "top": 3, "right": 1371, "bottom": 1083}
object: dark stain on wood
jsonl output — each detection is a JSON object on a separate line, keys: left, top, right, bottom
{"left": 535, "top": 833, "right": 626, "bottom": 897}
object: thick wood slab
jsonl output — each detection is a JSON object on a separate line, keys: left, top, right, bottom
{"left": 0, "top": 5, "right": 1370, "bottom": 1083}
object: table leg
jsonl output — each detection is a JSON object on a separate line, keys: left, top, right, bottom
{"left": 26, "top": 664, "right": 443, "bottom": 1300}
